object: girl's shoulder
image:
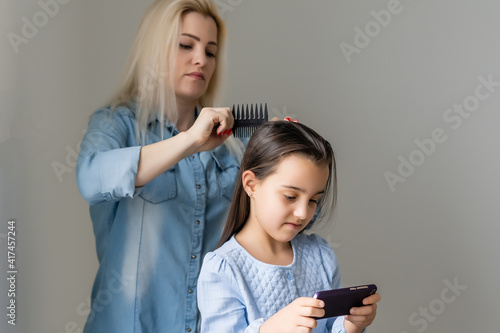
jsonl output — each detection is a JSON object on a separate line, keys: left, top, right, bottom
{"left": 200, "top": 237, "right": 252, "bottom": 282}
{"left": 202, "top": 237, "right": 241, "bottom": 269}
{"left": 293, "top": 233, "right": 332, "bottom": 249}
{"left": 202, "top": 236, "right": 282, "bottom": 277}
{"left": 293, "top": 233, "right": 337, "bottom": 262}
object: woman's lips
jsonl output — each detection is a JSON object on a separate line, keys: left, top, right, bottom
{"left": 187, "top": 72, "right": 205, "bottom": 80}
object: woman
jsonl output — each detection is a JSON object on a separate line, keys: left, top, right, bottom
{"left": 76, "top": 1, "right": 243, "bottom": 332}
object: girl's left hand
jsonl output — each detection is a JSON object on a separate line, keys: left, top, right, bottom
{"left": 344, "top": 293, "right": 381, "bottom": 332}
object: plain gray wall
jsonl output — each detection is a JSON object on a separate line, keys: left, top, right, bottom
{"left": 1, "top": 0, "right": 499, "bottom": 332}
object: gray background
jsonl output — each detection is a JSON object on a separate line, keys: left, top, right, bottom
{"left": 1, "top": 0, "right": 499, "bottom": 332}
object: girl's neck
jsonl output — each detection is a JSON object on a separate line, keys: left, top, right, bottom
{"left": 235, "top": 224, "right": 294, "bottom": 266}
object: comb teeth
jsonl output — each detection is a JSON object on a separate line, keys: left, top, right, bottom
{"left": 232, "top": 103, "right": 268, "bottom": 138}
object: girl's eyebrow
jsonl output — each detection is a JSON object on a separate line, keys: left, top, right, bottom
{"left": 281, "top": 185, "right": 324, "bottom": 195}
{"left": 180, "top": 33, "right": 217, "bottom": 46}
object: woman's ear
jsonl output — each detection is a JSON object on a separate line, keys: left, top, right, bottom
{"left": 242, "top": 170, "right": 257, "bottom": 196}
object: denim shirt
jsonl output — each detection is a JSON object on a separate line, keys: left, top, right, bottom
{"left": 76, "top": 105, "right": 242, "bottom": 333}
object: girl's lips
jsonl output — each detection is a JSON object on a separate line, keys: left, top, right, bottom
{"left": 187, "top": 72, "right": 205, "bottom": 80}
{"left": 285, "top": 222, "right": 302, "bottom": 230}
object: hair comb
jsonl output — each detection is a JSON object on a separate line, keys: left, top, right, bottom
{"left": 232, "top": 103, "right": 268, "bottom": 138}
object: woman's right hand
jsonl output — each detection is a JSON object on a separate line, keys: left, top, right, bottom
{"left": 259, "top": 297, "right": 325, "bottom": 333}
{"left": 135, "top": 107, "right": 233, "bottom": 187}
{"left": 185, "top": 107, "right": 234, "bottom": 153}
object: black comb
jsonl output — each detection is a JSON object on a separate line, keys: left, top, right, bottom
{"left": 232, "top": 103, "right": 268, "bottom": 138}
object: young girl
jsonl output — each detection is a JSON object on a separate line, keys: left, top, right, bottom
{"left": 197, "top": 121, "right": 381, "bottom": 332}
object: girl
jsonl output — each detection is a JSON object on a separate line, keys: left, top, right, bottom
{"left": 197, "top": 121, "right": 381, "bottom": 332}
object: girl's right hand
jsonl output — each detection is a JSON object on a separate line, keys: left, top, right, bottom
{"left": 259, "top": 297, "right": 325, "bottom": 333}
{"left": 185, "top": 107, "right": 234, "bottom": 153}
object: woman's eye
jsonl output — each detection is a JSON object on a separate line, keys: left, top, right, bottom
{"left": 309, "top": 199, "right": 319, "bottom": 205}
{"left": 284, "top": 195, "right": 296, "bottom": 201}
{"left": 179, "top": 43, "right": 191, "bottom": 50}
{"left": 206, "top": 51, "right": 216, "bottom": 58}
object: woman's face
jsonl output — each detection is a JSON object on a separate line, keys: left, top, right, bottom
{"left": 174, "top": 11, "right": 218, "bottom": 105}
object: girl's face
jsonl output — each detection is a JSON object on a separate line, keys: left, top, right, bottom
{"left": 245, "top": 154, "right": 330, "bottom": 244}
{"left": 174, "top": 11, "right": 218, "bottom": 105}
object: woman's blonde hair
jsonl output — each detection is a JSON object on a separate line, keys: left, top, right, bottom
{"left": 108, "top": 0, "right": 227, "bottom": 144}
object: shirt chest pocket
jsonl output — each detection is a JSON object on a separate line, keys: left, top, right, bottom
{"left": 138, "top": 167, "right": 177, "bottom": 204}
{"left": 212, "top": 151, "right": 240, "bottom": 202}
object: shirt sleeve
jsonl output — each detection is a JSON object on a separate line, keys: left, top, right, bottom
{"left": 76, "top": 108, "right": 143, "bottom": 205}
{"left": 197, "top": 252, "right": 264, "bottom": 333}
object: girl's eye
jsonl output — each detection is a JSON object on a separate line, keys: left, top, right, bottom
{"left": 309, "top": 199, "right": 319, "bottom": 205}
{"left": 179, "top": 43, "right": 192, "bottom": 50}
{"left": 284, "top": 195, "right": 296, "bottom": 201}
{"left": 206, "top": 51, "right": 216, "bottom": 58}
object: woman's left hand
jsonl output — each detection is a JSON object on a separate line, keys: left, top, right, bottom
{"left": 344, "top": 293, "right": 381, "bottom": 332}
{"left": 271, "top": 116, "right": 299, "bottom": 122}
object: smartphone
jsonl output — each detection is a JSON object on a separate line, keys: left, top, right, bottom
{"left": 313, "top": 284, "right": 377, "bottom": 319}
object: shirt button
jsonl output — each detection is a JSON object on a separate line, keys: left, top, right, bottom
{"left": 196, "top": 184, "right": 201, "bottom": 189}
{"left": 191, "top": 255, "right": 197, "bottom": 259}
{"left": 188, "top": 289, "right": 193, "bottom": 293}
{"left": 191, "top": 155, "right": 195, "bottom": 159}
{"left": 287, "top": 273, "right": 293, "bottom": 280}
{"left": 195, "top": 220, "right": 200, "bottom": 225}
{"left": 187, "top": 329, "right": 192, "bottom": 332}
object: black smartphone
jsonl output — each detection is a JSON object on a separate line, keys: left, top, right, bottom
{"left": 313, "top": 284, "right": 377, "bottom": 319}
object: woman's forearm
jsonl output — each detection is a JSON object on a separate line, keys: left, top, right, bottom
{"left": 135, "top": 131, "right": 199, "bottom": 187}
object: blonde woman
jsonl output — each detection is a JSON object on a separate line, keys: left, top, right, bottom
{"left": 76, "top": 1, "right": 243, "bottom": 331}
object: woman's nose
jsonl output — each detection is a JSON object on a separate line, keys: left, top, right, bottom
{"left": 193, "top": 47, "right": 207, "bottom": 67}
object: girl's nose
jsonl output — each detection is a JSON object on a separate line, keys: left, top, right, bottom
{"left": 293, "top": 202, "right": 309, "bottom": 221}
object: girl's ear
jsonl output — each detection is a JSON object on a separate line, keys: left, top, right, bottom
{"left": 242, "top": 170, "right": 257, "bottom": 196}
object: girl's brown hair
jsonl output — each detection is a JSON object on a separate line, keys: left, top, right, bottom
{"left": 218, "top": 121, "right": 337, "bottom": 247}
